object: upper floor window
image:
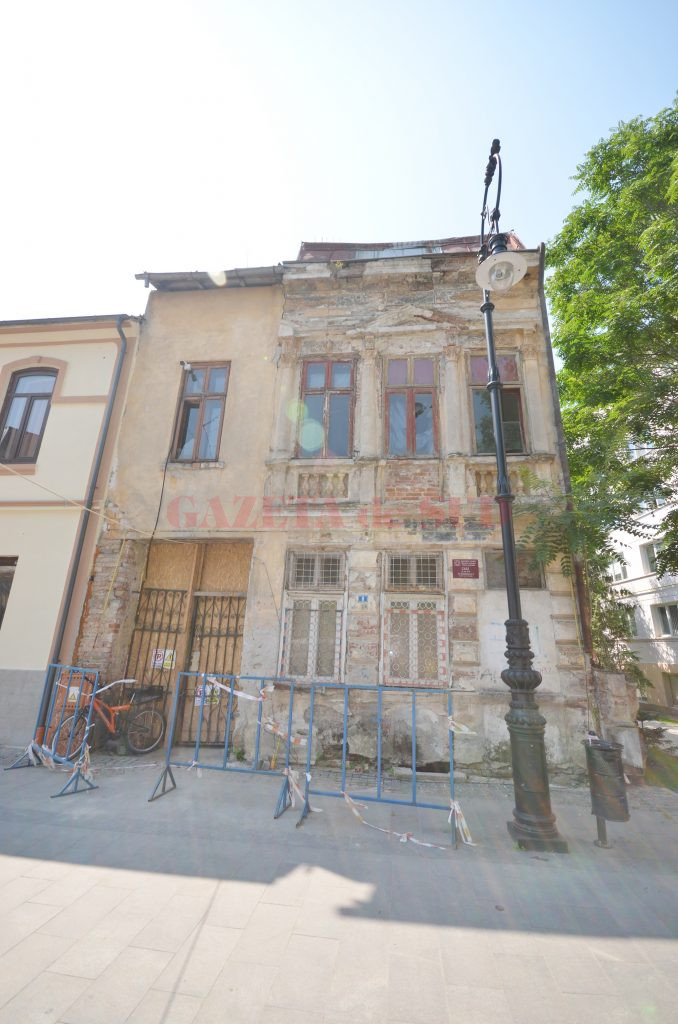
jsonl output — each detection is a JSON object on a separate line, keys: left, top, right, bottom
{"left": 298, "top": 360, "right": 354, "bottom": 458}
{"left": 641, "top": 541, "right": 663, "bottom": 575}
{"left": 609, "top": 560, "right": 628, "bottom": 582}
{"left": 470, "top": 354, "right": 526, "bottom": 454}
{"left": 655, "top": 603, "right": 678, "bottom": 637}
{"left": 385, "top": 357, "right": 438, "bottom": 457}
{"left": 173, "top": 364, "right": 230, "bottom": 462}
{"left": 0, "top": 369, "right": 57, "bottom": 463}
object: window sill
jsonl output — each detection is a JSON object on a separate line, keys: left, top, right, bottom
{"left": 0, "top": 461, "right": 37, "bottom": 475}
{"left": 168, "top": 460, "right": 225, "bottom": 470}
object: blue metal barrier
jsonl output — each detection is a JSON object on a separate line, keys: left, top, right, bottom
{"left": 273, "top": 682, "right": 459, "bottom": 845}
{"left": 148, "top": 672, "right": 297, "bottom": 801}
{"left": 5, "top": 663, "right": 101, "bottom": 797}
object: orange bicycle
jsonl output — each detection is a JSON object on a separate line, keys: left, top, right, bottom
{"left": 56, "top": 680, "right": 166, "bottom": 758}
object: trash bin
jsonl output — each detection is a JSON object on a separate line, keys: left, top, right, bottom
{"left": 583, "top": 736, "right": 629, "bottom": 847}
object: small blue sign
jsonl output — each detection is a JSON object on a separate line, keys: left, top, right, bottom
{"left": 357, "top": 594, "right": 368, "bottom": 603}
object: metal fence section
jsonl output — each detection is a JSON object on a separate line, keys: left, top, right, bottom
{"left": 4, "top": 663, "right": 101, "bottom": 797}
{"left": 148, "top": 672, "right": 297, "bottom": 801}
{"left": 273, "top": 682, "right": 463, "bottom": 846}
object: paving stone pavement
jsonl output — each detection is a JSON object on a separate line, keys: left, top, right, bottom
{"left": 0, "top": 746, "right": 676, "bottom": 1024}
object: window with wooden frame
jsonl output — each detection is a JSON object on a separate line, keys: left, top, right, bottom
{"left": 385, "top": 357, "right": 438, "bottom": 457}
{"left": 173, "top": 364, "right": 230, "bottom": 462}
{"left": 383, "top": 551, "right": 446, "bottom": 686}
{"left": 298, "top": 360, "right": 354, "bottom": 458}
{"left": 281, "top": 550, "right": 345, "bottom": 680}
{"left": 0, "top": 369, "right": 57, "bottom": 463}
{"left": 0, "top": 558, "right": 17, "bottom": 630}
{"left": 469, "top": 354, "right": 526, "bottom": 454}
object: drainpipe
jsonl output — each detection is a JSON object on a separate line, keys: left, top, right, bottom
{"left": 35, "top": 316, "right": 130, "bottom": 740}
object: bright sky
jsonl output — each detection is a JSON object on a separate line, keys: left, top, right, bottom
{"left": 1, "top": 0, "right": 675, "bottom": 321}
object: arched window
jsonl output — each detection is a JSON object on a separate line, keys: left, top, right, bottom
{"left": 0, "top": 369, "right": 57, "bottom": 462}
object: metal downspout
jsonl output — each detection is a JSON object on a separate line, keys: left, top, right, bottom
{"left": 35, "top": 317, "right": 129, "bottom": 739}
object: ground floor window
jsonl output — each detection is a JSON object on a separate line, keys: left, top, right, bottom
{"left": 0, "top": 558, "right": 17, "bottom": 630}
{"left": 281, "top": 596, "right": 344, "bottom": 680}
{"left": 384, "top": 597, "right": 446, "bottom": 685}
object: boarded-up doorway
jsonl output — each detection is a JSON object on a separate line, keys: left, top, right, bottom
{"left": 125, "top": 540, "right": 252, "bottom": 744}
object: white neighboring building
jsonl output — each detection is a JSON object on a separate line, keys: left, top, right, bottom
{"left": 611, "top": 501, "right": 678, "bottom": 709}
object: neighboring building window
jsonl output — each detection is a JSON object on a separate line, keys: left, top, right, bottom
{"left": 655, "top": 604, "right": 678, "bottom": 637}
{"left": 610, "top": 560, "right": 628, "bottom": 582}
{"left": 0, "top": 558, "right": 17, "bottom": 629}
{"left": 281, "top": 551, "right": 345, "bottom": 680}
{"left": 470, "top": 354, "right": 526, "bottom": 454}
{"left": 385, "top": 357, "right": 438, "bottom": 457}
{"left": 642, "top": 541, "right": 663, "bottom": 575}
{"left": 485, "top": 550, "right": 545, "bottom": 589}
{"left": 624, "top": 605, "right": 638, "bottom": 637}
{"left": 173, "top": 364, "right": 230, "bottom": 461}
{"left": 384, "top": 551, "right": 446, "bottom": 684}
{"left": 0, "top": 369, "right": 57, "bottom": 463}
{"left": 298, "top": 360, "right": 354, "bottom": 458}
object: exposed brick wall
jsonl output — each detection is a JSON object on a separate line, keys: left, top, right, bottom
{"left": 383, "top": 462, "right": 441, "bottom": 502}
{"left": 74, "top": 536, "right": 148, "bottom": 681}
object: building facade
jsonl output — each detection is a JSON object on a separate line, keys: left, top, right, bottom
{"left": 68, "top": 238, "right": 600, "bottom": 775}
{"left": 0, "top": 316, "right": 138, "bottom": 743}
{"left": 611, "top": 501, "right": 678, "bottom": 709}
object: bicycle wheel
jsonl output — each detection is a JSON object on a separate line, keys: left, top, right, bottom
{"left": 55, "top": 714, "right": 87, "bottom": 763}
{"left": 125, "top": 708, "right": 166, "bottom": 754}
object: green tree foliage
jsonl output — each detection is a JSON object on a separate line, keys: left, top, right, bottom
{"left": 536, "top": 99, "right": 678, "bottom": 679}
{"left": 546, "top": 98, "right": 678, "bottom": 567}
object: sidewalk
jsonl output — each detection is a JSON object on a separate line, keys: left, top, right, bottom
{"left": 0, "top": 747, "right": 676, "bottom": 1024}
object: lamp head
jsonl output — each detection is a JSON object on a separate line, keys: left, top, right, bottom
{"left": 476, "top": 234, "right": 527, "bottom": 293}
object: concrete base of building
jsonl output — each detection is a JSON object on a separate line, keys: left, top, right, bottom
{"left": 0, "top": 668, "right": 44, "bottom": 747}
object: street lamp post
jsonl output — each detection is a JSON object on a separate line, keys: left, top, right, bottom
{"left": 476, "top": 140, "right": 568, "bottom": 852}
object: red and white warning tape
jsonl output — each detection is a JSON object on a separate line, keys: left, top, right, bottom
{"left": 341, "top": 791, "right": 447, "bottom": 851}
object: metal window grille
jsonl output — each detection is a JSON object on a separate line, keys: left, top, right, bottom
{"left": 387, "top": 553, "right": 442, "bottom": 591}
{"left": 287, "top": 551, "right": 345, "bottom": 591}
{"left": 281, "top": 598, "right": 343, "bottom": 680}
{"left": 384, "top": 599, "right": 446, "bottom": 685}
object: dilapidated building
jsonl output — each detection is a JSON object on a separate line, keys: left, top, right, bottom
{"left": 73, "top": 237, "right": 604, "bottom": 775}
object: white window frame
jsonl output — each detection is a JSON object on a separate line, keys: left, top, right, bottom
{"left": 654, "top": 603, "right": 678, "bottom": 638}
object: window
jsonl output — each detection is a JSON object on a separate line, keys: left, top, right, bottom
{"left": 286, "top": 551, "right": 344, "bottom": 590}
{"left": 642, "top": 542, "right": 663, "bottom": 575}
{"left": 173, "top": 364, "right": 229, "bottom": 462}
{"left": 298, "top": 360, "right": 354, "bottom": 458}
{"left": 385, "top": 599, "right": 446, "bottom": 684}
{"left": 386, "top": 552, "right": 443, "bottom": 591}
{"left": 610, "top": 560, "right": 628, "bottom": 582}
{"left": 470, "top": 354, "right": 525, "bottom": 454}
{"left": 281, "top": 551, "right": 345, "bottom": 680}
{"left": 655, "top": 604, "right": 678, "bottom": 637}
{"left": 0, "top": 370, "right": 57, "bottom": 463}
{"left": 0, "top": 558, "right": 17, "bottom": 629}
{"left": 623, "top": 605, "right": 638, "bottom": 637}
{"left": 385, "top": 357, "right": 438, "bottom": 456}
{"left": 485, "top": 550, "right": 545, "bottom": 589}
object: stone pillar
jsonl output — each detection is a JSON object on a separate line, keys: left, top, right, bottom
{"left": 521, "top": 345, "right": 549, "bottom": 452}
{"left": 357, "top": 340, "right": 379, "bottom": 458}
{"left": 443, "top": 343, "right": 470, "bottom": 456}
{"left": 271, "top": 349, "right": 299, "bottom": 459}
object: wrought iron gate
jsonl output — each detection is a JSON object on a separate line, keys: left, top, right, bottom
{"left": 125, "top": 588, "right": 187, "bottom": 712}
{"left": 179, "top": 594, "right": 247, "bottom": 745}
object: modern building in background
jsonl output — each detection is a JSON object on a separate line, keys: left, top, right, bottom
{"left": 0, "top": 316, "right": 138, "bottom": 743}
{"left": 611, "top": 501, "right": 678, "bottom": 708}
{"left": 70, "top": 237, "right": 611, "bottom": 775}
